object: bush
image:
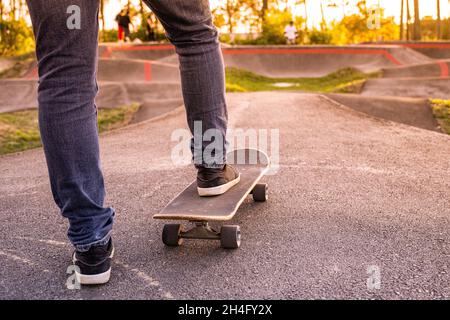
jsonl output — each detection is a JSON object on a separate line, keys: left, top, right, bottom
{"left": 260, "top": 9, "right": 293, "bottom": 45}
{"left": 131, "top": 26, "right": 148, "bottom": 41}
{"left": 100, "top": 29, "right": 119, "bottom": 42}
{"left": 330, "top": 14, "right": 399, "bottom": 44}
{"left": 308, "top": 29, "right": 333, "bottom": 44}
{"left": 0, "top": 19, "right": 35, "bottom": 57}
{"left": 219, "top": 33, "right": 232, "bottom": 43}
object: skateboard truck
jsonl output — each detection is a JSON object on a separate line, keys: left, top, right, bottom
{"left": 181, "top": 222, "right": 220, "bottom": 240}
{"left": 162, "top": 222, "right": 242, "bottom": 249}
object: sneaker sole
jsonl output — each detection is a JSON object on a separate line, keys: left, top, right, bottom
{"left": 75, "top": 269, "right": 111, "bottom": 285}
{"left": 197, "top": 175, "right": 241, "bottom": 196}
{"left": 73, "top": 247, "right": 115, "bottom": 285}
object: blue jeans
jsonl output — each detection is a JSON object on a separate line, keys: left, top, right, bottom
{"left": 26, "top": 0, "right": 228, "bottom": 251}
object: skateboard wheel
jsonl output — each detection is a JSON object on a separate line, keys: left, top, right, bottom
{"left": 252, "top": 183, "right": 268, "bottom": 202}
{"left": 162, "top": 224, "right": 183, "bottom": 247}
{"left": 220, "top": 225, "right": 241, "bottom": 249}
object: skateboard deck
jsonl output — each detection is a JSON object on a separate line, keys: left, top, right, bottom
{"left": 154, "top": 149, "right": 270, "bottom": 222}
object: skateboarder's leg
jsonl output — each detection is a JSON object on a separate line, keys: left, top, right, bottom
{"left": 144, "top": 0, "right": 228, "bottom": 168}
{"left": 27, "top": 0, "right": 114, "bottom": 283}
{"left": 145, "top": 1, "right": 240, "bottom": 196}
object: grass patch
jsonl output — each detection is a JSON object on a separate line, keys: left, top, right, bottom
{"left": 333, "top": 79, "right": 367, "bottom": 94}
{"left": 97, "top": 104, "right": 139, "bottom": 132}
{"left": 0, "top": 104, "right": 139, "bottom": 155}
{"left": 430, "top": 99, "right": 450, "bottom": 135}
{"left": 225, "top": 67, "right": 378, "bottom": 93}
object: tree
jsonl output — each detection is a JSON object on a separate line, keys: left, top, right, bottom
{"left": 406, "top": 0, "right": 411, "bottom": 40}
{"left": 448, "top": 0, "right": 450, "bottom": 40}
{"left": 0, "top": 1, "right": 4, "bottom": 23}
{"left": 400, "top": 0, "right": 404, "bottom": 40}
{"left": 10, "top": 0, "right": 15, "bottom": 19}
{"left": 295, "top": 0, "right": 308, "bottom": 31}
{"left": 215, "top": 0, "right": 257, "bottom": 34}
{"left": 331, "top": 4, "right": 398, "bottom": 44}
{"left": 100, "top": 0, "right": 106, "bottom": 31}
{"left": 260, "top": 8, "right": 294, "bottom": 44}
{"left": 261, "top": 0, "right": 269, "bottom": 22}
{"left": 225, "top": 0, "right": 240, "bottom": 33}
{"left": 436, "top": 0, "right": 441, "bottom": 39}
{"left": 413, "top": 0, "right": 421, "bottom": 40}
{"left": 0, "top": 18, "right": 35, "bottom": 56}
{"left": 18, "top": 0, "right": 24, "bottom": 19}
{"left": 319, "top": 0, "right": 327, "bottom": 31}
{"left": 139, "top": 0, "right": 147, "bottom": 28}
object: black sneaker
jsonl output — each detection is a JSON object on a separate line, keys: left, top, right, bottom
{"left": 72, "top": 238, "right": 114, "bottom": 285}
{"left": 197, "top": 164, "right": 240, "bottom": 196}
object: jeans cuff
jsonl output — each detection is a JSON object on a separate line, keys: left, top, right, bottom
{"left": 74, "top": 231, "right": 112, "bottom": 252}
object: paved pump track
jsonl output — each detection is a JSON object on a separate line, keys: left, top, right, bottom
{"left": 380, "top": 42, "right": 450, "bottom": 59}
{"left": 1, "top": 43, "right": 448, "bottom": 128}
{"left": 0, "top": 42, "right": 450, "bottom": 299}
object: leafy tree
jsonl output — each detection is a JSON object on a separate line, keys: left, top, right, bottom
{"left": 213, "top": 0, "right": 260, "bottom": 35}
{"left": 259, "top": 9, "right": 293, "bottom": 44}
{"left": 413, "top": 0, "right": 421, "bottom": 40}
{"left": 308, "top": 29, "right": 333, "bottom": 44}
{"left": 436, "top": 0, "right": 441, "bottom": 39}
{"left": 330, "top": 5, "right": 398, "bottom": 44}
{"left": 0, "top": 18, "right": 34, "bottom": 56}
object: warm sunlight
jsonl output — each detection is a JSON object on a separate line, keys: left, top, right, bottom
{"left": 2, "top": 0, "right": 450, "bottom": 302}
{"left": 104, "top": 0, "right": 450, "bottom": 30}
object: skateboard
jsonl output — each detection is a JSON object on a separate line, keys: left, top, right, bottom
{"left": 153, "top": 149, "right": 270, "bottom": 249}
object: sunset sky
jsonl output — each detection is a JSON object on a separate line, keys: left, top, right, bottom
{"left": 105, "top": 0, "right": 450, "bottom": 30}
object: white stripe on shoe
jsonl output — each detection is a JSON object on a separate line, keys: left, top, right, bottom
{"left": 75, "top": 269, "right": 111, "bottom": 285}
{"left": 197, "top": 175, "right": 241, "bottom": 196}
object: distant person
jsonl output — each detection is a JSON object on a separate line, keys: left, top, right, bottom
{"left": 146, "top": 15, "right": 156, "bottom": 42}
{"left": 284, "top": 21, "right": 297, "bottom": 45}
{"left": 26, "top": 0, "right": 238, "bottom": 285}
{"left": 115, "top": 8, "right": 133, "bottom": 42}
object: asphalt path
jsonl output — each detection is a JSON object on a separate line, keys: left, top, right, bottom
{"left": 1, "top": 92, "right": 449, "bottom": 299}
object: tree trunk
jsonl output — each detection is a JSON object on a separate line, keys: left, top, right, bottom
{"left": 303, "top": 0, "right": 308, "bottom": 31}
{"left": 261, "top": 0, "right": 268, "bottom": 22}
{"left": 400, "top": 0, "right": 404, "bottom": 40}
{"left": 436, "top": 0, "right": 441, "bottom": 39}
{"left": 320, "top": 0, "right": 326, "bottom": 31}
{"left": 413, "top": 0, "right": 421, "bottom": 40}
{"left": 0, "top": 0, "right": 3, "bottom": 23}
{"left": 406, "top": 0, "right": 411, "bottom": 40}
{"left": 11, "top": 0, "right": 16, "bottom": 19}
{"left": 100, "top": 0, "right": 105, "bottom": 31}
{"left": 226, "top": 0, "right": 233, "bottom": 34}
{"left": 140, "top": 0, "right": 145, "bottom": 27}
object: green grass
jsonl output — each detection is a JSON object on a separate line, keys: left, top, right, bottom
{"left": 430, "top": 99, "right": 450, "bottom": 135}
{"left": 0, "top": 104, "right": 139, "bottom": 155}
{"left": 225, "top": 67, "right": 378, "bottom": 94}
